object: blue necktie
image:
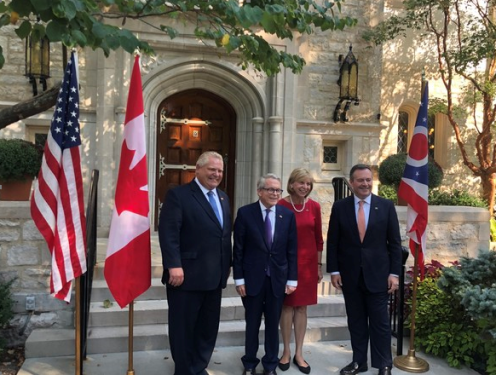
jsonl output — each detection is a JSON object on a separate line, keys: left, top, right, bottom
{"left": 207, "top": 191, "right": 222, "bottom": 225}
{"left": 265, "top": 209, "right": 273, "bottom": 248}
{"left": 265, "top": 209, "right": 272, "bottom": 276}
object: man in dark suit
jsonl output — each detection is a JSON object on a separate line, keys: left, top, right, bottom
{"left": 327, "top": 164, "right": 402, "bottom": 375}
{"left": 233, "top": 173, "right": 298, "bottom": 375}
{"left": 159, "top": 151, "right": 232, "bottom": 375}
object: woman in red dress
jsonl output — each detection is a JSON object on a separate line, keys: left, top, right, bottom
{"left": 277, "top": 168, "right": 324, "bottom": 374}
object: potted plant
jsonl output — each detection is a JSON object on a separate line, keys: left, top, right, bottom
{"left": 378, "top": 153, "right": 444, "bottom": 204}
{"left": 0, "top": 139, "right": 43, "bottom": 201}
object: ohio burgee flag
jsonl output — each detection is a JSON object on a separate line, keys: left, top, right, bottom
{"left": 398, "top": 82, "right": 429, "bottom": 276}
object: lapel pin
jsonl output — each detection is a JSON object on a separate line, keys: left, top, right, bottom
{"left": 375, "top": 207, "right": 378, "bottom": 210}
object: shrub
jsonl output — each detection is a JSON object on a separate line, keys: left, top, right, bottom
{"left": 378, "top": 184, "right": 397, "bottom": 202}
{"left": 378, "top": 153, "right": 444, "bottom": 189}
{"left": 438, "top": 250, "right": 496, "bottom": 374}
{"left": 429, "top": 189, "right": 487, "bottom": 208}
{"left": 408, "top": 261, "right": 484, "bottom": 370}
{"left": 0, "top": 139, "right": 43, "bottom": 181}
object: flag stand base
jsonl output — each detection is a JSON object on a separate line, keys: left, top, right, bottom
{"left": 394, "top": 349, "right": 429, "bottom": 373}
{"left": 127, "top": 371, "right": 135, "bottom": 375}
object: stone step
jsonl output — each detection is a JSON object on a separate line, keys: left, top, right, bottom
{"left": 25, "top": 316, "right": 350, "bottom": 358}
{"left": 88, "top": 295, "right": 346, "bottom": 327}
{"left": 90, "top": 277, "right": 337, "bottom": 303}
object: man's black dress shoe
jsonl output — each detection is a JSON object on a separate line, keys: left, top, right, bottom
{"left": 278, "top": 360, "right": 290, "bottom": 371}
{"left": 340, "top": 361, "right": 368, "bottom": 375}
{"left": 242, "top": 369, "right": 256, "bottom": 375}
{"left": 378, "top": 366, "right": 392, "bottom": 375}
{"left": 263, "top": 370, "right": 277, "bottom": 375}
{"left": 293, "top": 356, "right": 311, "bottom": 374}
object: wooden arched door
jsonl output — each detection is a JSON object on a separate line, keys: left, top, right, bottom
{"left": 155, "top": 89, "right": 236, "bottom": 230}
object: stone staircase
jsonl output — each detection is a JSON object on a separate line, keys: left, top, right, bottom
{"left": 25, "top": 262, "right": 349, "bottom": 358}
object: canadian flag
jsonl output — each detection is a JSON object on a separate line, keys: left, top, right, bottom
{"left": 105, "top": 55, "right": 151, "bottom": 308}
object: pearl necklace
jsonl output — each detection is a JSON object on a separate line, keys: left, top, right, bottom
{"left": 289, "top": 195, "right": 307, "bottom": 213}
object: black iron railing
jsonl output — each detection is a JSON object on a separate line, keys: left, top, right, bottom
{"left": 332, "top": 177, "right": 353, "bottom": 201}
{"left": 389, "top": 247, "right": 409, "bottom": 356}
{"left": 79, "top": 169, "right": 99, "bottom": 365}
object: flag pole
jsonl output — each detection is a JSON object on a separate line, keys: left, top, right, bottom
{"left": 127, "top": 301, "right": 135, "bottom": 375}
{"left": 393, "top": 243, "right": 429, "bottom": 372}
{"left": 75, "top": 277, "right": 82, "bottom": 375}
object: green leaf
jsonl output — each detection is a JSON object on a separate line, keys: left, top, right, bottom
{"left": 46, "top": 20, "right": 66, "bottom": 42}
{"left": 260, "top": 12, "right": 277, "bottom": 33}
{"left": 15, "top": 20, "right": 32, "bottom": 39}
{"left": 0, "top": 13, "right": 10, "bottom": 27}
{"left": 30, "top": 0, "right": 51, "bottom": 11}
{"left": 10, "top": 0, "right": 35, "bottom": 16}
{"left": 0, "top": 46, "right": 4, "bottom": 70}
{"left": 161, "top": 26, "right": 178, "bottom": 39}
{"left": 71, "top": 29, "right": 87, "bottom": 46}
{"left": 54, "top": 1, "right": 78, "bottom": 20}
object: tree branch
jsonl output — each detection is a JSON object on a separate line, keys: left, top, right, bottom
{"left": 0, "top": 82, "right": 61, "bottom": 130}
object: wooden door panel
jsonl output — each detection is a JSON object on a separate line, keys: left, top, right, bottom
{"left": 155, "top": 89, "right": 236, "bottom": 230}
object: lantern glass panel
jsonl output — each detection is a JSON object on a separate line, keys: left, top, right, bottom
{"left": 339, "top": 63, "right": 350, "bottom": 98}
{"left": 349, "top": 63, "right": 358, "bottom": 99}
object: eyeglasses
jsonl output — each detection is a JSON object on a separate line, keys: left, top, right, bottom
{"left": 261, "top": 188, "right": 283, "bottom": 194}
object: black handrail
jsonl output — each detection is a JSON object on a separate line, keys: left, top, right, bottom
{"left": 79, "top": 169, "right": 99, "bottom": 369}
{"left": 332, "top": 177, "right": 353, "bottom": 201}
{"left": 389, "top": 246, "right": 409, "bottom": 356}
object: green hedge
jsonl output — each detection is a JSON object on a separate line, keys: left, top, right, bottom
{"left": 409, "top": 251, "right": 496, "bottom": 374}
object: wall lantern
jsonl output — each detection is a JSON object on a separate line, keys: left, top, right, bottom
{"left": 333, "top": 45, "right": 360, "bottom": 122}
{"left": 25, "top": 36, "right": 50, "bottom": 96}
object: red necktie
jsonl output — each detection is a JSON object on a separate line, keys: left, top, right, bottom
{"left": 358, "top": 200, "right": 366, "bottom": 242}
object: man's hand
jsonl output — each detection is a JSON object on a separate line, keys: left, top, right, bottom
{"left": 236, "top": 284, "right": 246, "bottom": 297}
{"left": 285, "top": 285, "right": 296, "bottom": 294}
{"left": 388, "top": 275, "right": 399, "bottom": 294}
{"left": 331, "top": 274, "right": 342, "bottom": 291}
{"left": 168, "top": 267, "right": 184, "bottom": 287}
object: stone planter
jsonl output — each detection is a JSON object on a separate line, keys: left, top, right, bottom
{"left": 0, "top": 179, "right": 33, "bottom": 201}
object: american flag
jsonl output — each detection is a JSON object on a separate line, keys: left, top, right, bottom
{"left": 398, "top": 82, "right": 429, "bottom": 276}
{"left": 31, "top": 51, "right": 87, "bottom": 302}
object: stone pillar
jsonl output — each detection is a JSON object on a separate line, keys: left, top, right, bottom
{"left": 268, "top": 116, "right": 283, "bottom": 177}
{"left": 251, "top": 117, "right": 264, "bottom": 199}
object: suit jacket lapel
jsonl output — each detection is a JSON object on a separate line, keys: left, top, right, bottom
{"left": 254, "top": 202, "right": 271, "bottom": 251}
{"left": 346, "top": 196, "right": 361, "bottom": 241}
{"left": 190, "top": 181, "right": 222, "bottom": 228}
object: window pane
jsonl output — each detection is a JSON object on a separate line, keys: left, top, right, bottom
{"left": 397, "top": 111, "right": 408, "bottom": 153}
{"left": 323, "top": 146, "right": 338, "bottom": 163}
{"left": 428, "top": 114, "right": 435, "bottom": 159}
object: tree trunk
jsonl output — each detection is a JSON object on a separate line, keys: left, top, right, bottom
{"left": 481, "top": 171, "right": 496, "bottom": 217}
{"left": 0, "top": 82, "right": 61, "bottom": 130}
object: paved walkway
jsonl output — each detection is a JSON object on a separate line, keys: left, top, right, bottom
{"left": 19, "top": 340, "right": 478, "bottom": 375}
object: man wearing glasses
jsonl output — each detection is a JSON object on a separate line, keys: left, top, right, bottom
{"left": 233, "top": 173, "right": 298, "bottom": 375}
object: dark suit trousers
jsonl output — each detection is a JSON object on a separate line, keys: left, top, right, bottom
{"left": 167, "top": 286, "right": 222, "bottom": 375}
{"left": 342, "top": 273, "right": 392, "bottom": 369}
{"left": 241, "top": 276, "right": 284, "bottom": 371}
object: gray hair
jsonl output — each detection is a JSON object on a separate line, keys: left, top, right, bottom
{"left": 196, "top": 151, "right": 223, "bottom": 167}
{"left": 257, "top": 173, "right": 281, "bottom": 190}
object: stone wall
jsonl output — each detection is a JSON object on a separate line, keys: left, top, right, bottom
{"left": 0, "top": 201, "right": 491, "bottom": 345}
{"left": 0, "top": 202, "right": 74, "bottom": 346}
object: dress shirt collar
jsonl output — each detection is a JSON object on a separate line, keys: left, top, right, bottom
{"left": 354, "top": 194, "right": 371, "bottom": 205}
{"left": 194, "top": 177, "right": 217, "bottom": 197}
